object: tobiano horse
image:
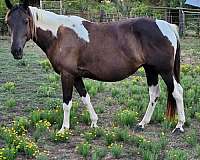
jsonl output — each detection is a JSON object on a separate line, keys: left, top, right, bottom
{"left": 5, "top": 0, "right": 186, "bottom": 133}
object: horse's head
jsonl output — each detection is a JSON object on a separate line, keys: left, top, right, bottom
{"left": 5, "top": 0, "right": 32, "bottom": 60}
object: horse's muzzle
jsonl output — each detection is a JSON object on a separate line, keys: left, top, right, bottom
{"left": 11, "top": 47, "right": 23, "bottom": 60}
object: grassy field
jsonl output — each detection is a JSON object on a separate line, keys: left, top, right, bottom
{"left": 0, "top": 36, "right": 200, "bottom": 160}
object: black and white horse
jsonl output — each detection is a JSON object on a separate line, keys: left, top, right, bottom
{"left": 5, "top": 0, "right": 185, "bottom": 133}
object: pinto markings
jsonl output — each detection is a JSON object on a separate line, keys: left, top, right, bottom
{"left": 29, "top": 7, "right": 90, "bottom": 42}
{"left": 155, "top": 19, "right": 178, "bottom": 58}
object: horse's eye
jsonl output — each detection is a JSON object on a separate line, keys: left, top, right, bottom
{"left": 24, "top": 19, "right": 29, "bottom": 24}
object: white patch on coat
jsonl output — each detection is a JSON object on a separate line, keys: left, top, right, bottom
{"left": 82, "top": 93, "right": 98, "bottom": 127}
{"left": 156, "top": 19, "right": 178, "bottom": 58}
{"left": 29, "top": 7, "right": 90, "bottom": 42}
{"left": 139, "top": 84, "right": 160, "bottom": 128}
{"left": 172, "top": 77, "right": 185, "bottom": 132}
{"left": 59, "top": 101, "right": 72, "bottom": 133}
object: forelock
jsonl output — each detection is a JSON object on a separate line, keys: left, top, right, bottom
{"left": 6, "top": 5, "right": 29, "bottom": 19}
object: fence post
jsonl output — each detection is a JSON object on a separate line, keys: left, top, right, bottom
{"left": 40, "top": 0, "right": 42, "bottom": 9}
{"left": 197, "top": 14, "right": 200, "bottom": 36}
{"left": 100, "top": 10, "right": 105, "bottom": 22}
{"left": 179, "top": 9, "right": 185, "bottom": 37}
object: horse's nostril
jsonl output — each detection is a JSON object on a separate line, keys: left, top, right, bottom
{"left": 18, "top": 47, "right": 22, "bottom": 53}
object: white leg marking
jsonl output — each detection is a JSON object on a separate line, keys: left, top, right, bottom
{"left": 172, "top": 77, "right": 185, "bottom": 132}
{"left": 59, "top": 101, "right": 72, "bottom": 133}
{"left": 82, "top": 93, "right": 98, "bottom": 128}
{"left": 139, "top": 84, "right": 160, "bottom": 128}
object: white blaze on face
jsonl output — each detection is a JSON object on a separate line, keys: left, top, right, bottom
{"left": 156, "top": 19, "right": 178, "bottom": 58}
{"left": 29, "top": 7, "right": 90, "bottom": 42}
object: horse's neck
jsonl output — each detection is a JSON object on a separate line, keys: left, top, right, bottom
{"left": 32, "top": 28, "right": 55, "bottom": 54}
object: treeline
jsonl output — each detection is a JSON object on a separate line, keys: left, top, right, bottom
{"left": 0, "top": 0, "right": 186, "bottom": 16}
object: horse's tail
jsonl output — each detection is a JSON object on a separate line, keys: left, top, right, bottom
{"left": 166, "top": 25, "right": 181, "bottom": 119}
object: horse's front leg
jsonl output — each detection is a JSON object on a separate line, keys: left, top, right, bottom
{"left": 59, "top": 73, "right": 74, "bottom": 133}
{"left": 74, "top": 77, "right": 98, "bottom": 128}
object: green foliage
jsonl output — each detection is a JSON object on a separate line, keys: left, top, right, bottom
{"left": 35, "top": 120, "right": 51, "bottom": 133}
{"left": 113, "top": 127, "right": 130, "bottom": 142}
{"left": 82, "top": 129, "right": 97, "bottom": 142}
{"left": 37, "top": 84, "right": 56, "bottom": 97}
{"left": 50, "top": 130, "right": 72, "bottom": 142}
{"left": 80, "top": 109, "right": 91, "bottom": 125}
{"left": 13, "top": 116, "right": 30, "bottom": 134}
{"left": 92, "top": 147, "right": 107, "bottom": 160}
{"left": 39, "top": 59, "right": 52, "bottom": 72}
{"left": 196, "top": 144, "right": 200, "bottom": 158}
{"left": 104, "top": 130, "right": 116, "bottom": 146}
{"left": 2, "top": 82, "right": 16, "bottom": 93}
{"left": 76, "top": 141, "right": 91, "bottom": 158}
{"left": 185, "top": 130, "right": 197, "bottom": 147}
{"left": 165, "top": 149, "right": 188, "bottom": 160}
{"left": 109, "top": 143, "right": 123, "bottom": 158}
{"left": 0, "top": 127, "right": 39, "bottom": 158}
{"left": 114, "top": 109, "right": 138, "bottom": 127}
{"left": 5, "top": 97, "right": 16, "bottom": 108}
{"left": 0, "top": 147, "right": 17, "bottom": 160}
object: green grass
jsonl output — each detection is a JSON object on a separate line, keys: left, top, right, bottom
{"left": 0, "top": 38, "right": 199, "bottom": 159}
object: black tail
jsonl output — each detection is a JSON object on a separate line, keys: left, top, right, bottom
{"left": 166, "top": 40, "right": 180, "bottom": 119}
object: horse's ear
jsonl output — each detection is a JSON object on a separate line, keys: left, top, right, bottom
{"left": 22, "top": 0, "right": 29, "bottom": 9}
{"left": 5, "top": 0, "right": 13, "bottom": 9}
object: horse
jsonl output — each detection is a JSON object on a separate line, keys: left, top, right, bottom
{"left": 5, "top": 0, "right": 186, "bottom": 134}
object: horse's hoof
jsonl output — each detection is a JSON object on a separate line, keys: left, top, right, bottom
{"left": 134, "top": 125, "right": 144, "bottom": 132}
{"left": 172, "top": 128, "right": 184, "bottom": 134}
{"left": 58, "top": 127, "right": 69, "bottom": 133}
{"left": 91, "top": 121, "right": 98, "bottom": 128}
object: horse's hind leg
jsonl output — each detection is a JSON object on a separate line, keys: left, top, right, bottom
{"left": 161, "top": 72, "right": 185, "bottom": 133}
{"left": 135, "top": 66, "right": 160, "bottom": 131}
{"left": 74, "top": 78, "right": 98, "bottom": 128}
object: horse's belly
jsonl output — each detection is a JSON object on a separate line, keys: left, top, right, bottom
{"left": 78, "top": 65, "right": 137, "bottom": 82}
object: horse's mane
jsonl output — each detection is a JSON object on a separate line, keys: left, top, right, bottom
{"left": 29, "top": 7, "right": 90, "bottom": 42}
